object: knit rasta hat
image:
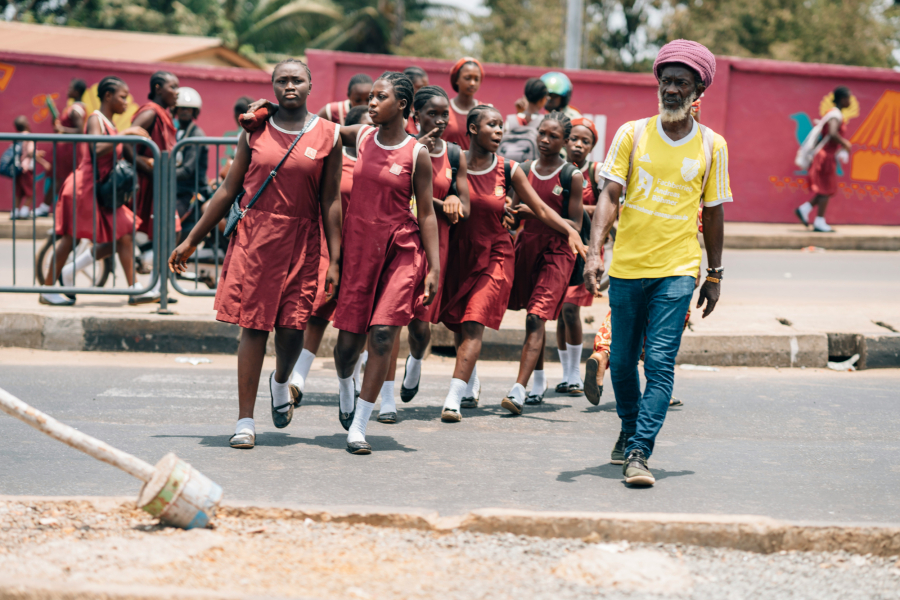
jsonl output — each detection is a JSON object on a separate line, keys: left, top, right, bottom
{"left": 653, "top": 40, "right": 716, "bottom": 88}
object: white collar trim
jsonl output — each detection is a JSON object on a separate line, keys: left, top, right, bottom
{"left": 451, "top": 97, "right": 477, "bottom": 115}
{"left": 655, "top": 115, "right": 698, "bottom": 148}
{"left": 468, "top": 153, "right": 498, "bottom": 176}
{"left": 429, "top": 139, "right": 447, "bottom": 158}
{"left": 342, "top": 148, "right": 357, "bottom": 161}
{"left": 530, "top": 161, "right": 566, "bottom": 181}
{"left": 373, "top": 131, "right": 413, "bottom": 150}
{"left": 268, "top": 115, "right": 318, "bottom": 135}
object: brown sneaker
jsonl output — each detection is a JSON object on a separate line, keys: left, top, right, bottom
{"left": 584, "top": 351, "right": 608, "bottom": 406}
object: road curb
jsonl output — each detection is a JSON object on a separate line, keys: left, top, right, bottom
{"left": 3, "top": 312, "right": 898, "bottom": 368}
{"left": 2, "top": 496, "right": 899, "bottom": 558}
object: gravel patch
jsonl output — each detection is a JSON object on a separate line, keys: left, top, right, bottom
{"left": 1, "top": 500, "right": 899, "bottom": 599}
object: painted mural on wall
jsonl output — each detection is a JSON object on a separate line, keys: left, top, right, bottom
{"left": 774, "top": 91, "right": 900, "bottom": 205}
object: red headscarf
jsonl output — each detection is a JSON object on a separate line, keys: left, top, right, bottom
{"left": 570, "top": 117, "right": 598, "bottom": 146}
{"left": 450, "top": 57, "right": 484, "bottom": 92}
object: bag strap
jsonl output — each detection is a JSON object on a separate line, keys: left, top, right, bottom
{"left": 503, "top": 157, "right": 513, "bottom": 192}
{"left": 698, "top": 123, "right": 716, "bottom": 202}
{"left": 242, "top": 115, "right": 317, "bottom": 214}
{"left": 447, "top": 142, "right": 460, "bottom": 179}
{"left": 626, "top": 118, "right": 649, "bottom": 187}
{"left": 558, "top": 162, "right": 576, "bottom": 219}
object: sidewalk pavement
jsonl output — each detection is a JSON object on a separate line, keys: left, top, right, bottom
{"left": 5, "top": 217, "right": 900, "bottom": 249}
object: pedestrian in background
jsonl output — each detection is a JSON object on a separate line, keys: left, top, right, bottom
{"left": 584, "top": 39, "right": 729, "bottom": 486}
{"left": 170, "top": 59, "right": 343, "bottom": 450}
{"left": 52, "top": 78, "right": 88, "bottom": 198}
{"left": 173, "top": 87, "right": 209, "bottom": 242}
{"left": 10, "top": 116, "right": 51, "bottom": 219}
{"left": 403, "top": 66, "right": 430, "bottom": 135}
{"left": 795, "top": 86, "right": 853, "bottom": 233}
{"left": 39, "top": 76, "right": 147, "bottom": 306}
{"left": 318, "top": 73, "right": 372, "bottom": 125}
{"left": 443, "top": 57, "right": 485, "bottom": 150}
{"left": 541, "top": 72, "right": 580, "bottom": 120}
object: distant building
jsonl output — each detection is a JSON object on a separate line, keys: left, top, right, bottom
{"left": 0, "top": 21, "right": 264, "bottom": 70}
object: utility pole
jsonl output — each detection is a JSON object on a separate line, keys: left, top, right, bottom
{"left": 564, "top": 0, "right": 584, "bottom": 70}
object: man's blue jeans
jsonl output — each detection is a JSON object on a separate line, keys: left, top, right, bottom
{"left": 608, "top": 275, "right": 694, "bottom": 458}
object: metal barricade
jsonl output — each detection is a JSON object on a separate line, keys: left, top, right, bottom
{"left": 0, "top": 133, "right": 162, "bottom": 299}
{"left": 163, "top": 136, "right": 238, "bottom": 302}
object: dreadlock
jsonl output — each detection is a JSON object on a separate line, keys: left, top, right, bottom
{"left": 466, "top": 104, "right": 499, "bottom": 137}
{"left": 376, "top": 71, "right": 414, "bottom": 119}
{"left": 413, "top": 85, "right": 449, "bottom": 113}
{"left": 271, "top": 58, "right": 311, "bottom": 83}
{"left": 541, "top": 110, "right": 572, "bottom": 139}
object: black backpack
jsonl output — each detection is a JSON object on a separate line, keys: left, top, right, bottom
{"left": 446, "top": 141, "right": 461, "bottom": 197}
{"left": 519, "top": 160, "right": 591, "bottom": 286}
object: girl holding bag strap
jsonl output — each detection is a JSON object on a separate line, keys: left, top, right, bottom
{"left": 169, "top": 59, "right": 343, "bottom": 450}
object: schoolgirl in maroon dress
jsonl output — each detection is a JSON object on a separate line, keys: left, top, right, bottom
{"left": 437, "top": 106, "right": 584, "bottom": 423}
{"left": 51, "top": 78, "right": 87, "bottom": 192}
{"left": 132, "top": 71, "right": 179, "bottom": 240}
{"left": 505, "top": 112, "right": 584, "bottom": 414}
{"left": 328, "top": 72, "right": 441, "bottom": 454}
{"left": 290, "top": 106, "right": 373, "bottom": 398}
{"left": 442, "top": 57, "right": 485, "bottom": 150}
{"left": 555, "top": 117, "right": 600, "bottom": 394}
{"left": 391, "top": 85, "right": 471, "bottom": 420}
{"left": 170, "top": 59, "right": 343, "bottom": 450}
{"left": 40, "top": 76, "right": 145, "bottom": 308}
{"left": 317, "top": 73, "right": 373, "bottom": 125}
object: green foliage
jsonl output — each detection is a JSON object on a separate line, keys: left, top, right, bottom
{"left": 664, "top": 0, "right": 900, "bottom": 68}
{"left": 583, "top": 0, "right": 664, "bottom": 71}
{"left": 475, "top": 0, "right": 566, "bottom": 67}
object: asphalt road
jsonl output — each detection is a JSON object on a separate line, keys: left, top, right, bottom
{"left": 1, "top": 356, "right": 898, "bottom": 524}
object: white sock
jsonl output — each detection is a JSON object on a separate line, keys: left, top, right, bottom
{"left": 557, "top": 348, "right": 570, "bottom": 383}
{"left": 814, "top": 216, "right": 828, "bottom": 227}
{"left": 235, "top": 418, "right": 255, "bottom": 436}
{"left": 379, "top": 380, "right": 396, "bottom": 415}
{"left": 532, "top": 370, "right": 546, "bottom": 396}
{"left": 465, "top": 366, "right": 480, "bottom": 397}
{"left": 61, "top": 250, "right": 94, "bottom": 286}
{"left": 353, "top": 350, "right": 368, "bottom": 389}
{"left": 291, "top": 348, "right": 316, "bottom": 391}
{"left": 271, "top": 373, "right": 291, "bottom": 413}
{"left": 508, "top": 383, "right": 526, "bottom": 405}
{"left": 348, "top": 398, "right": 374, "bottom": 443}
{"left": 567, "top": 343, "right": 583, "bottom": 384}
{"left": 444, "top": 378, "right": 467, "bottom": 412}
{"left": 338, "top": 376, "right": 355, "bottom": 413}
{"left": 798, "top": 202, "right": 813, "bottom": 219}
{"left": 403, "top": 354, "right": 422, "bottom": 389}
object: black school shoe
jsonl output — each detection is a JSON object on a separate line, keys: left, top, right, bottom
{"left": 347, "top": 440, "right": 372, "bottom": 454}
{"left": 270, "top": 372, "right": 294, "bottom": 429}
{"left": 339, "top": 397, "right": 357, "bottom": 431}
{"left": 400, "top": 357, "right": 419, "bottom": 403}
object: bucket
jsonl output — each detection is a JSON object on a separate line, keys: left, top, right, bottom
{"left": 137, "top": 453, "right": 223, "bottom": 529}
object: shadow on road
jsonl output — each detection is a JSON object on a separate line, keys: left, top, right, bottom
{"left": 556, "top": 463, "right": 695, "bottom": 483}
{"left": 153, "top": 432, "right": 418, "bottom": 452}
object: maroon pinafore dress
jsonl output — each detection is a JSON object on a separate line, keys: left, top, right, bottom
{"left": 53, "top": 111, "right": 140, "bottom": 244}
{"left": 442, "top": 98, "right": 479, "bottom": 151}
{"left": 412, "top": 140, "right": 456, "bottom": 324}
{"left": 55, "top": 102, "right": 86, "bottom": 185}
{"left": 563, "top": 161, "right": 596, "bottom": 307}
{"left": 333, "top": 125, "right": 427, "bottom": 334}
{"left": 215, "top": 116, "right": 339, "bottom": 331}
{"left": 507, "top": 162, "right": 577, "bottom": 321}
{"left": 439, "top": 154, "right": 515, "bottom": 331}
{"left": 311, "top": 148, "right": 357, "bottom": 322}
{"left": 133, "top": 101, "right": 176, "bottom": 238}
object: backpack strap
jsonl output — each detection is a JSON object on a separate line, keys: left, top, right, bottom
{"left": 698, "top": 123, "right": 716, "bottom": 202}
{"left": 586, "top": 161, "right": 602, "bottom": 200}
{"left": 626, "top": 118, "right": 649, "bottom": 187}
{"left": 446, "top": 142, "right": 460, "bottom": 197}
{"left": 558, "top": 162, "right": 577, "bottom": 219}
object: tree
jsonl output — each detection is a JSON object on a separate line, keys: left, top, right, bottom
{"left": 664, "top": 0, "right": 900, "bottom": 68}
{"left": 474, "top": 0, "right": 566, "bottom": 67}
{"left": 583, "top": 0, "right": 664, "bottom": 71}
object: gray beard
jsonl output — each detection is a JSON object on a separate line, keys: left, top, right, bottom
{"left": 658, "top": 89, "right": 696, "bottom": 124}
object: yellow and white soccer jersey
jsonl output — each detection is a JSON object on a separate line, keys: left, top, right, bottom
{"left": 600, "top": 116, "right": 732, "bottom": 279}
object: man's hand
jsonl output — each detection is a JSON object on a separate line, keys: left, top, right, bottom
{"left": 696, "top": 279, "right": 720, "bottom": 317}
{"left": 169, "top": 241, "right": 197, "bottom": 274}
{"left": 583, "top": 248, "right": 605, "bottom": 297}
{"left": 324, "top": 261, "right": 340, "bottom": 303}
{"left": 422, "top": 268, "right": 440, "bottom": 306}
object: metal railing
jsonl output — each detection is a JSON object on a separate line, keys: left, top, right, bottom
{"left": 163, "top": 136, "right": 238, "bottom": 301}
{"left": 0, "top": 133, "right": 162, "bottom": 298}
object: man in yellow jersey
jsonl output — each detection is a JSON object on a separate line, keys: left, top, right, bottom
{"left": 583, "top": 40, "right": 728, "bottom": 486}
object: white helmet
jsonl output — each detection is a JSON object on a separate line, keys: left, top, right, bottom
{"left": 176, "top": 87, "right": 202, "bottom": 110}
